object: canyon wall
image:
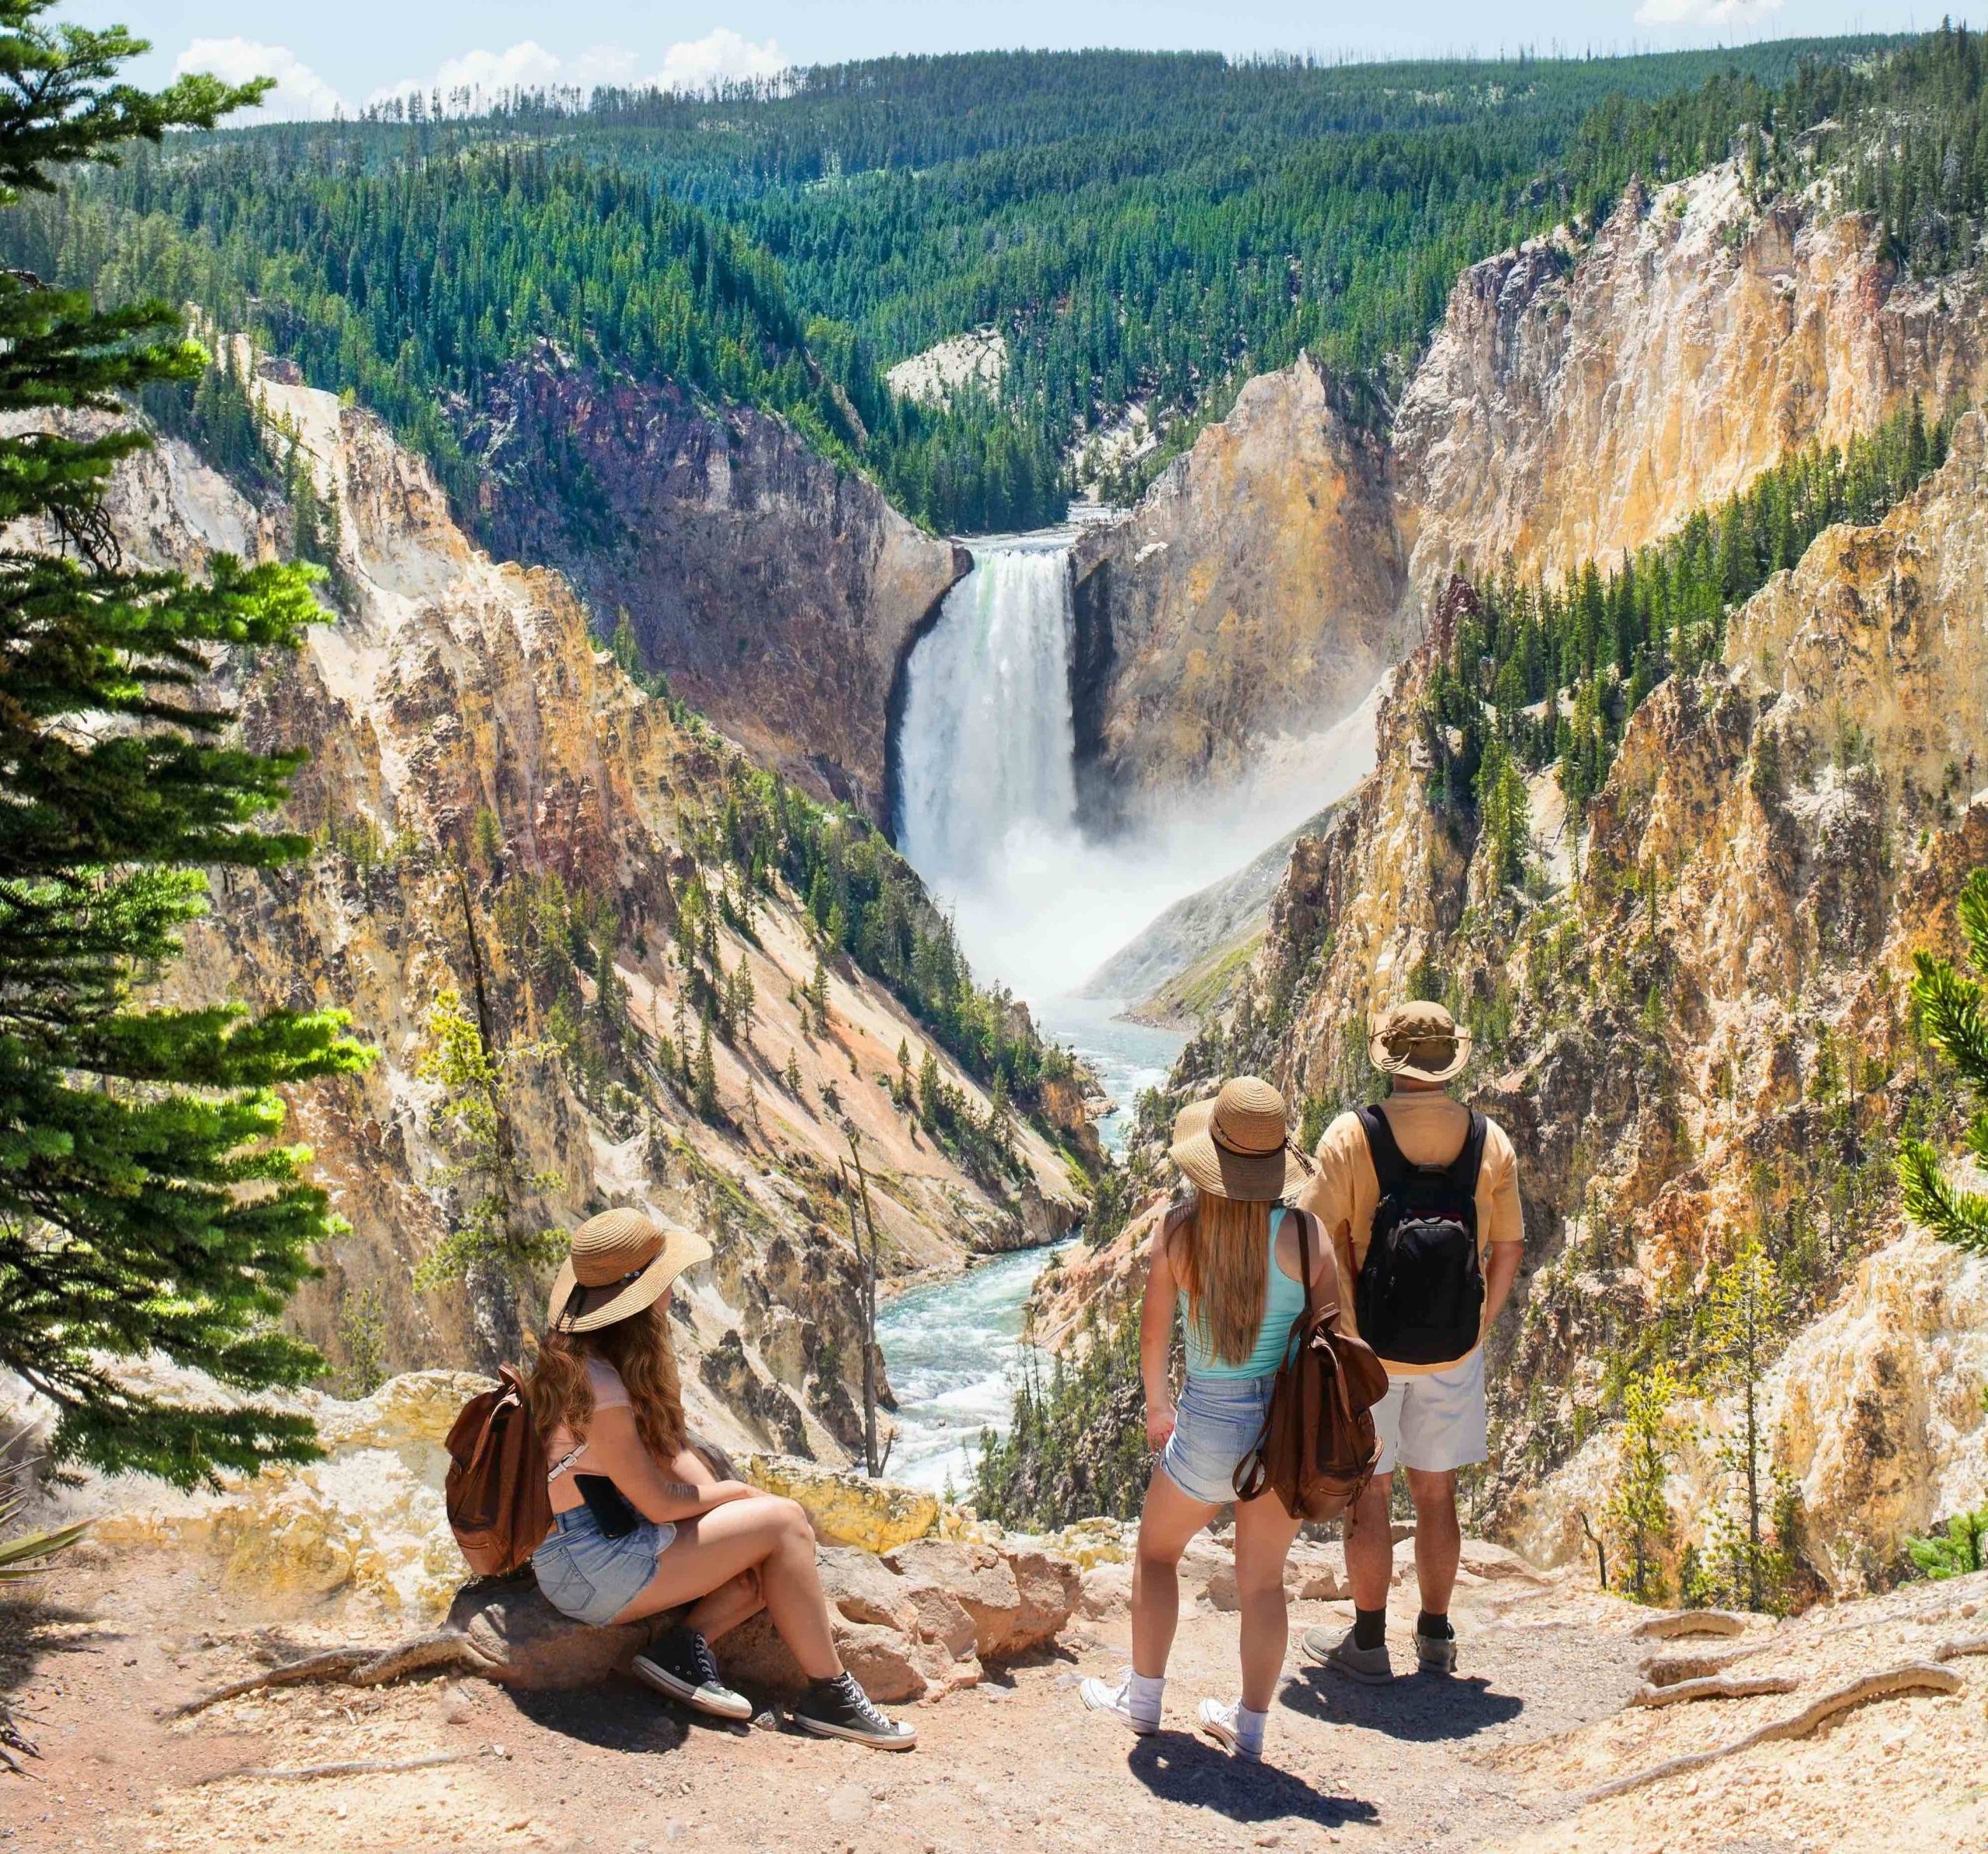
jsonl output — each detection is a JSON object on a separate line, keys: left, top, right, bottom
{"left": 106, "top": 360, "right": 1083, "bottom": 1469}
{"left": 461, "top": 344, "right": 967, "bottom": 823}
{"left": 1069, "top": 355, "right": 1406, "bottom": 827}
{"left": 1395, "top": 165, "right": 1988, "bottom": 597}
{"left": 1069, "top": 164, "right": 1988, "bottom": 837}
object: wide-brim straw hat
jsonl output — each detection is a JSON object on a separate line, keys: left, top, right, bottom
{"left": 1169, "top": 1076, "right": 1310, "bottom": 1202}
{"left": 546, "top": 1206, "right": 711, "bottom": 1335}
{"left": 1368, "top": 1000, "right": 1472, "bottom": 1085}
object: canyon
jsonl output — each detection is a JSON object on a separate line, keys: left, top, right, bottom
{"left": 82, "top": 355, "right": 1089, "bottom": 1474}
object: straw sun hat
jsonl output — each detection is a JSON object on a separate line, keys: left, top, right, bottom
{"left": 1169, "top": 1076, "right": 1311, "bottom": 1203}
{"left": 545, "top": 1206, "right": 711, "bottom": 1336}
{"left": 1367, "top": 1000, "right": 1472, "bottom": 1085}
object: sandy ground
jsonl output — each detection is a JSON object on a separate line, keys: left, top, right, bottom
{"left": 4, "top": 1549, "right": 1985, "bottom": 1854}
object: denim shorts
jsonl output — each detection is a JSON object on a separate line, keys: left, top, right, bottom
{"left": 531, "top": 1504, "right": 677, "bottom": 1626}
{"left": 1160, "top": 1370, "right": 1277, "bottom": 1505}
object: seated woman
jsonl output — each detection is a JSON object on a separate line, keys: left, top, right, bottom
{"left": 527, "top": 1207, "right": 914, "bottom": 1751}
{"left": 1079, "top": 1077, "right": 1335, "bottom": 1763}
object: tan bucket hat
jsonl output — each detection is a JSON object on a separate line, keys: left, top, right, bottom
{"left": 1169, "top": 1076, "right": 1311, "bottom": 1203}
{"left": 545, "top": 1207, "right": 711, "bottom": 1336}
{"left": 1368, "top": 1000, "right": 1472, "bottom": 1085}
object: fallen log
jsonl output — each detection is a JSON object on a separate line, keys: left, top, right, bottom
{"left": 1629, "top": 1673, "right": 1799, "bottom": 1708}
{"left": 195, "top": 1751, "right": 479, "bottom": 1786}
{"left": 1584, "top": 1661, "right": 1964, "bottom": 1804}
{"left": 1630, "top": 1610, "right": 1750, "bottom": 1642}
{"left": 172, "top": 1633, "right": 497, "bottom": 1718}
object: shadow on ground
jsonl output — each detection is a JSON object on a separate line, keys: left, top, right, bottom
{"left": 1282, "top": 1666, "right": 1524, "bottom": 1741}
{"left": 1127, "top": 1731, "right": 1381, "bottom": 1828}
{"left": 504, "top": 1674, "right": 712, "bottom": 1755}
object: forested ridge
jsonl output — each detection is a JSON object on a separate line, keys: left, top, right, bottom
{"left": 0, "top": 35, "right": 1910, "bottom": 537}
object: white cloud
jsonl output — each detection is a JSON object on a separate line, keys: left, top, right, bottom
{"left": 1634, "top": 0, "right": 1785, "bottom": 26}
{"left": 173, "top": 37, "right": 347, "bottom": 121}
{"left": 367, "top": 32, "right": 787, "bottom": 113}
{"left": 646, "top": 29, "right": 788, "bottom": 92}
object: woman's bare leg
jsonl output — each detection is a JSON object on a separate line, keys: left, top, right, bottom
{"left": 1133, "top": 1468, "right": 1219, "bottom": 1679}
{"left": 612, "top": 1495, "right": 841, "bottom": 1679}
{"left": 1232, "top": 1494, "right": 1304, "bottom": 1712}
{"left": 684, "top": 1566, "right": 763, "bottom": 1642}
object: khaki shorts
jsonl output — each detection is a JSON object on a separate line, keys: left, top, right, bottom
{"left": 1372, "top": 1348, "right": 1487, "bottom": 1474}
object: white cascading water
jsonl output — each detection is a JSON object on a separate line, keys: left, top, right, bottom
{"left": 896, "top": 537, "right": 1079, "bottom": 890}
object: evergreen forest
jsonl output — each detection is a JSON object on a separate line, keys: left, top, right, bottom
{"left": 0, "top": 32, "right": 1942, "bottom": 537}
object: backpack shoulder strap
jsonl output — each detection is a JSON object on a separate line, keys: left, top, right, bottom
{"left": 1447, "top": 1110, "right": 1489, "bottom": 1192}
{"left": 1357, "top": 1102, "right": 1409, "bottom": 1192}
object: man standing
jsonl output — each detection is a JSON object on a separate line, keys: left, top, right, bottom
{"left": 1294, "top": 1001, "right": 1524, "bottom": 1679}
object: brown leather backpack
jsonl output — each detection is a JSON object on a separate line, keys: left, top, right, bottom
{"left": 1232, "top": 1209, "right": 1390, "bottom": 1522}
{"left": 444, "top": 1364, "right": 554, "bottom": 1577}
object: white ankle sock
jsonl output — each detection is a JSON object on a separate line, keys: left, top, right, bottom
{"left": 1127, "top": 1671, "right": 1165, "bottom": 1726}
{"left": 1234, "top": 1703, "right": 1268, "bottom": 1754}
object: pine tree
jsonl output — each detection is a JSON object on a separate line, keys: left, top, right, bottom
{"left": 1605, "top": 1364, "right": 1679, "bottom": 1605}
{"left": 808, "top": 951, "right": 831, "bottom": 1035}
{"left": 783, "top": 1047, "right": 804, "bottom": 1097}
{"left": 1702, "top": 1232, "right": 1789, "bottom": 1612}
{"left": 693, "top": 1010, "right": 719, "bottom": 1120}
{"left": 0, "top": 9, "right": 373, "bottom": 1487}
{"left": 1898, "top": 865, "right": 1988, "bottom": 1254}
{"left": 412, "top": 991, "right": 563, "bottom": 1366}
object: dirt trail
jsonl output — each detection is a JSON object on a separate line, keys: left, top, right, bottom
{"left": 5, "top": 1550, "right": 1984, "bottom": 1854}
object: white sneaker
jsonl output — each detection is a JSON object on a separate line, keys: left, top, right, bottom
{"left": 1080, "top": 1671, "right": 1159, "bottom": 1735}
{"left": 1197, "top": 1697, "right": 1263, "bottom": 1761}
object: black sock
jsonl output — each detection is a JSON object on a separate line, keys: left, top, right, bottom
{"left": 1353, "top": 1606, "right": 1387, "bottom": 1651}
{"left": 1417, "top": 1610, "right": 1454, "bottom": 1640}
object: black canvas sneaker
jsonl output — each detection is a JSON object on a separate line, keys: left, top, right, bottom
{"left": 791, "top": 1671, "right": 918, "bottom": 1750}
{"left": 634, "top": 1628, "right": 753, "bottom": 1722}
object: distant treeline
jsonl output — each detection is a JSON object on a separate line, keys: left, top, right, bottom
{"left": 0, "top": 37, "right": 1916, "bottom": 536}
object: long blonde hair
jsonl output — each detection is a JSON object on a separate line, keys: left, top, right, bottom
{"left": 1167, "top": 1188, "right": 1274, "bottom": 1366}
{"left": 527, "top": 1299, "right": 686, "bottom": 1462}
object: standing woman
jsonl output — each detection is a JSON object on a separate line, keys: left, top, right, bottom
{"left": 527, "top": 1209, "right": 915, "bottom": 1750}
{"left": 1079, "top": 1078, "right": 1333, "bottom": 1762}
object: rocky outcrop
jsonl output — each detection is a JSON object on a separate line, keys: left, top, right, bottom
{"left": 1394, "top": 166, "right": 1988, "bottom": 598}
{"left": 1069, "top": 354, "right": 1404, "bottom": 825}
{"left": 94, "top": 354, "right": 1081, "bottom": 1465}
{"left": 1201, "top": 413, "right": 1988, "bottom": 1584}
{"left": 461, "top": 345, "right": 967, "bottom": 820}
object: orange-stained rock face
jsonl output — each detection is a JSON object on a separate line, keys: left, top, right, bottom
{"left": 1069, "top": 353, "right": 1407, "bottom": 822}
{"left": 1395, "top": 167, "right": 1988, "bottom": 597}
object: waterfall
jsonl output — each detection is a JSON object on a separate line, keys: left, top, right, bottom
{"left": 896, "top": 537, "right": 1079, "bottom": 887}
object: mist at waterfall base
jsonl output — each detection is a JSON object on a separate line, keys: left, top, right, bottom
{"left": 895, "top": 533, "right": 1381, "bottom": 1002}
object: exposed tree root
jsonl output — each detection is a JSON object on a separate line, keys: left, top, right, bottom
{"left": 1630, "top": 1672, "right": 1799, "bottom": 1708}
{"left": 171, "top": 1630, "right": 498, "bottom": 1718}
{"left": 1936, "top": 1634, "right": 1988, "bottom": 1663}
{"left": 1585, "top": 1661, "right": 1965, "bottom": 1804}
{"left": 1630, "top": 1610, "right": 1750, "bottom": 1642}
{"left": 1641, "top": 1647, "right": 1757, "bottom": 1686}
{"left": 195, "top": 1751, "right": 480, "bottom": 1786}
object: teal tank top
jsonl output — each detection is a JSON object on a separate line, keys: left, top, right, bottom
{"left": 1180, "top": 1207, "right": 1309, "bottom": 1380}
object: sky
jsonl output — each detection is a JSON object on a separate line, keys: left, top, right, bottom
{"left": 86, "top": 2, "right": 1962, "bottom": 121}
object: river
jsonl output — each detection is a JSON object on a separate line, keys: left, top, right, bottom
{"left": 874, "top": 996, "right": 1184, "bottom": 1493}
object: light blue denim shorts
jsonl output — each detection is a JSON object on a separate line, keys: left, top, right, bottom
{"left": 1160, "top": 1370, "right": 1277, "bottom": 1505}
{"left": 531, "top": 1504, "right": 677, "bottom": 1626}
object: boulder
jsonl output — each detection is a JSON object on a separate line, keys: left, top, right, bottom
{"left": 715, "top": 1612, "right": 930, "bottom": 1706}
{"left": 1003, "top": 1548, "right": 1082, "bottom": 1654}
{"left": 1203, "top": 1543, "right": 1350, "bottom": 1611}
{"left": 742, "top": 1453, "right": 940, "bottom": 1553}
{"left": 885, "top": 1539, "right": 1026, "bottom": 1659}
{"left": 446, "top": 1579, "right": 661, "bottom": 1690}
{"left": 1079, "top": 1562, "right": 1134, "bottom": 1620}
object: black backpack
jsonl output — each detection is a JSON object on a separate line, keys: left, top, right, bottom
{"left": 1354, "top": 1104, "right": 1487, "bottom": 1365}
